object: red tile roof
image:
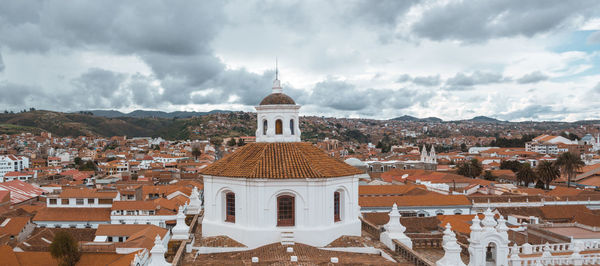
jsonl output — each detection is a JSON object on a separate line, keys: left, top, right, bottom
{"left": 33, "top": 207, "right": 111, "bottom": 222}
{"left": 200, "top": 142, "right": 363, "bottom": 178}
{"left": 0, "top": 180, "right": 45, "bottom": 204}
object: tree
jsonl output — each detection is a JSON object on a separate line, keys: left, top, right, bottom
{"left": 50, "top": 231, "right": 81, "bottom": 266}
{"left": 210, "top": 137, "right": 223, "bottom": 147}
{"left": 500, "top": 160, "right": 523, "bottom": 172}
{"left": 191, "top": 147, "right": 202, "bottom": 160}
{"left": 460, "top": 143, "right": 468, "bottom": 152}
{"left": 555, "top": 152, "right": 585, "bottom": 188}
{"left": 457, "top": 159, "right": 483, "bottom": 178}
{"left": 73, "top": 157, "right": 82, "bottom": 165}
{"left": 516, "top": 164, "right": 536, "bottom": 187}
{"left": 226, "top": 138, "right": 237, "bottom": 147}
{"left": 237, "top": 138, "right": 246, "bottom": 146}
{"left": 536, "top": 161, "right": 560, "bottom": 190}
{"left": 483, "top": 170, "right": 496, "bottom": 181}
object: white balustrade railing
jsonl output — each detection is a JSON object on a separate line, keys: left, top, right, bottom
{"left": 472, "top": 199, "right": 600, "bottom": 209}
{"left": 509, "top": 253, "right": 600, "bottom": 266}
{"left": 511, "top": 241, "right": 600, "bottom": 255}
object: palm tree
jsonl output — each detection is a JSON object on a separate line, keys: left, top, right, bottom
{"left": 516, "top": 163, "right": 536, "bottom": 187}
{"left": 536, "top": 161, "right": 560, "bottom": 190}
{"left": 555, "top": 152, "right": 585, "bottom": 188}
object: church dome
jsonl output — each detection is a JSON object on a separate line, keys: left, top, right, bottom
{"left": 259, "top": 93, "right": 296, "bottom": 105}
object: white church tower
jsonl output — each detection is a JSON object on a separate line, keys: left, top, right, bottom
{"left": 255, "top": 68, "right": 301, "bottom": 143}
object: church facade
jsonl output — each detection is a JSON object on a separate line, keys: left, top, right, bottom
{"left": 200, "top": 76, "right": 363, "bottom": 248}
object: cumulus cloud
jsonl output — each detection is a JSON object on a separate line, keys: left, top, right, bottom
{"left": 412, "top": 0, "right": 600, "bottom": 42}
{"left": 516, "top": 71, "right": 549, "bottom": 84}
{"left": 0, "top": 0, "right": 597, "bottom": 121}
{"left": 444, "top": 71, "right": 509, "bottom": 90}
{"left": 498, "top": 104, "right": 554, "bottom": 121}
{"left": 397, "top": 74, "right": 441, "bottom": 86}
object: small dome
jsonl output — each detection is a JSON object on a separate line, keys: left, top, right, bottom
{"left": 259, "top": 93, "right": 296, "bottom": 105}
{"left": 344, "top": 158, "right": 366, "bottom": 167}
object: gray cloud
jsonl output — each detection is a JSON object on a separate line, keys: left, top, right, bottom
{"left": 517, "top": 71, "right": 549, "bottom": 84}
{"left": 349, "top": 0, "right": 419, "bottom": 26}
{"left": 0, "top": 82, "right": 40, "bottom": 107}
{"left": 70, "top": 68, "right": 129, "bottom": 108}
{"left": 588, "top": 31, "right": 600, "bottom": 44}
{"left": 594, "top": 83, "right": 600, "bottom": 93}
{"left": 397, "top": 74, "right": 441, "bottom": 86}
{"left": 497, "top": 104, "right": 570, "bottom": 121}
{"left": 412, "top": 0, "right": 600, "bottom": 42}
{"left": 444, "top": 71, "right": 509, "bottom": 90}
{"left": 0, "top": 52, "right": 4, "bottom": 72}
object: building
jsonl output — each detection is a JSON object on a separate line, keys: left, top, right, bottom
{"left": 200, "top": 75, "right": 364, "bottom": 249}
{"left": 0, "top": 155, "right": 29, "bottom": 178}
{"left": 525, "top": 134, "right": 576, "bottom": 154}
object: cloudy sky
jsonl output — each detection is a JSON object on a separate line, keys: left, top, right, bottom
{"left": 1, "top": 0, "right": 599, "bottom": 121}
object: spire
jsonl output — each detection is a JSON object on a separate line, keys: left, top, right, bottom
{"left": 272, "top": 58, "right": 282, "bottom": 93}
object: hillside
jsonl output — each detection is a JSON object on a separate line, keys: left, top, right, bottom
{"left": 0, "top": 110, "right": 257, "bottom": 140}
{"left": 86, "top": 109, "right": 232, "bottom": 119}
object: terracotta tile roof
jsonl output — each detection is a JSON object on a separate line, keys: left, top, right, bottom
{"left": 359, "top": 184, "right": 429, "bottom": 196}
{"left": 0, "top": 216, "right": 30, "bottom": 236}
{"left": 359, "top": 194, "right": 471, "bottom": 207}
{"left": 33, "top": 207, "right": 111, "bottom": 222}
{"left": 0, "top": 181, "right": 45, "bottom": 204}
{"left": 0, "top": 246, "right": 134, "bottom": 266}
{"left": 199, "top": 142, "right": 363, "bottom": 178}
{"left": 188, "top": 242, "right": 397, "bottom": 265}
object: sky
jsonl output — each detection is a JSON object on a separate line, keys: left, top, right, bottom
{"left": 0, "top": 0, "right": 599, "bottom": 122}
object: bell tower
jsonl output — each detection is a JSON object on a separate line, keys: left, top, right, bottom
{"left": 255, "top": 68, "right": 301, "bottom": 143}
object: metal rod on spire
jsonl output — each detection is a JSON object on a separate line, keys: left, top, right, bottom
{"left": 275, "top": 57, "right": 278, "bottom": 80}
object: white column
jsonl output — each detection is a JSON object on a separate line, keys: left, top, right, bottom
{"left": 172, "top": 206, "right": 190, "bottom": 240}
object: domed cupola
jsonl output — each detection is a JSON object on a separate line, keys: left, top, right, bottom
{"left": 255, "top": 71, "right": 301, "bottom": 142}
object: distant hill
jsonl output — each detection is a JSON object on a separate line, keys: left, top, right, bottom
{"left": 465, "top": 116, "right": 504, "bottom": 123}
{"left": 391, "top": 115, "right": 443, "bottom": 123}
{"left": 85, "top": 109, "right": 232, "bottom": 119}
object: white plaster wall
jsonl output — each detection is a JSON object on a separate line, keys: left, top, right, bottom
{"left": 202, "top": 175, "right": 361, "bottom": 248}
{"left": 255, "top": 105, "right": 301, "bottom": 143}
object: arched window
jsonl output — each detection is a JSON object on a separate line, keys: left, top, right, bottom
{"left": 275, "top": 119, "right": 283, "bottom": 135}
{"left": 225, "top": 192, "right": 235, "bottom": 223}
{"left": 263, "top": 120, "right": 268, "bottom": 135}
{"left": 334, "top": 192, "right": 341, "bottom": 222}
{"left": 290, "top": 119, "right": 295, "bottom": 135}
{"left": 277, "top": 195, "right": 294, "bottom": 226}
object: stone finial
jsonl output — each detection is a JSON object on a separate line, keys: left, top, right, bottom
{"left": 148, "top": 235, "right": 170, "bottom": 266}
{"left": 481, "top": 208, "right": 497, "bottom": 229}
{"left": 172, "top": 204, "right": 190, "bottom": 240}
{"left": 436, "top": 223, "right": 466, "bottom": 266}
{"left": 496, "top": 215, "right": 509, "bottom": 236}
{"left": 380, "top": 203, "right": 411, "bottom": 250}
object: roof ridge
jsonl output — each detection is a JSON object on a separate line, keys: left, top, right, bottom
{"left": 250, "top": 143, "right": 269, "bottom": 178}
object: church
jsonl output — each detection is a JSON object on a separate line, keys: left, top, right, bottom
{"left": 199, "top": 74, "right": 364, "bottom": 249}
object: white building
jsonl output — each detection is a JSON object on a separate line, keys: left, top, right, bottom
{"left": 525, "top": 134, "right": 577, "bottom": 154}
{"left": 200, "top": 75, "right": 363, "bottom": 249}
{"left": 0, "top": 155, "right": 29, "bottom": 177}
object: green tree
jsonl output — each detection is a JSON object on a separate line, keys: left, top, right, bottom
{"left": 516, "top": 164, "right": 536, "bottom": 187}
{"left": 483, "top": 170, "right": 496, "bottom": 181}
{"left": 226, "top": 138, "right": 237, "bottom": 147}
{"left": 536, "top": 161, "right": 560, "bottom": 190}
{"left": 500, "top": 160, "right": 523, "bottom": 172}
{"left": 73, "top": 157, "right": 82, "bottom": 165}
{"left": 460, "top": 143, "right": 468, "bottom": 152}
{"left": 191, "top": 147, "right": 202, "bottom": 160}
{"left": 457, "top": 159, "right": 483, "bottom": 178}
{"left": 555, "top": 152, "right": 585, "bottom": 188}
{"left": 237, "top": 138, "right": 246, "bottom": 146}
{"left": 210, "top": 137, "right": 223, "bottom": 147}
{"left": 50, "top": 231, "right": 81, "bottom": 266}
